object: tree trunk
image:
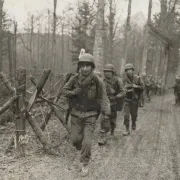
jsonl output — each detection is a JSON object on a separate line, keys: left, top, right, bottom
{"left": 13, "top": 22, "right": 17, "bottom": 75}
{"left": 0, "top": 0, "right": 4, "bottom": 71}
{"left": 162, "top": 46, "right": 170, "bottom": 91}
{"left": 52, "top": 0, "right": 57, "bottom": 72}
{"left": 47, "top": 9, "right": 50, "bottom": 69}
{"left": 108, "top": 0, "right": 114, "bottom": 63}
{"left": 15, "top": 68, "right": 26, "bottom": 156}
{"left": 37, "top": 28, "right": 40, "bottom": 69}
{"left": 120, "top": 0, "right": 132, "bottom": 74}
{"left": 93, "top": 0, "right": 105, "bottom": 72}
{"left": 141, "top": 0, "right": 152, "bottom": 74}
{"left": 8, "top": 33, "right": 13, "bottom": 78}
{"left": 160, "top": 0, "right": 168, "bottom": 91}
{"left": 29, "top": 16, "right": 34, "bottom": 69}
{"left": 61, "top": 24, "right": 64, "bottom": 72}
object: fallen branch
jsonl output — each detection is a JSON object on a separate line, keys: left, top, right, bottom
{"left": 50, "top": 105, "right": 69, "bottom": 132}
{"left": 0, "top": 72, "right": 16, "bottom": 94}
{"left": 40, "top": 73, "right": 73, "bottom": 131}
{"left": 26, "top": 111, "right": 55, "bottom": 154}
{"left": 29, "top": 75, "right": 45, "bottom": 94}
{"left": 0, "top": 96, "right": 18, "bottom": 115}
{"left": 27, "top": 69, "right": 51, "bottom": 111}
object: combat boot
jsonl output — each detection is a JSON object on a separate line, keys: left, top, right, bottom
{"left": 123, "top": 125, "right": 130, "bottom": 136}
{"left": 111, "top": 128, "right": 114, "bottom": 136}
{"left": 98, "top": 132, "right": 107, "bottom": 145}
{"left": 80, "top": 165, "right": 89, "bottom": 177}
{"left": 132, "top": 121, "right": 136, "bottom": 131}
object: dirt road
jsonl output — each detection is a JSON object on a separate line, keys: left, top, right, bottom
{"left": 1, "top": 93, "right": 180, "bottom": 180}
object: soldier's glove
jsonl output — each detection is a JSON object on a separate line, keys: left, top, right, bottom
{"left": 109, "top": 96, "right": 116, "bottom": 101}
{"left": 132, "top": 84, "right": 139, "bottom": 88}
{"left": 126, "top": 89, "right": 133, "bottom": 93}
{"left": 73, "top": 88, "right": 82, "bottom": 95}
{"left": 116, "top": 94, "right": 124, "bottom": 99}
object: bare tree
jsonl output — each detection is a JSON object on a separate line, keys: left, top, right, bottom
{"left": 93, "top": 0, "right": 105, "bottom": 72}
{"left": 120, "top": 0, "right": 132, "bottom": 74}
{"left": 13, "top": 21, "right": 17, "bottom": 75}
{"left": 52, "top": 0, "right": 57, "bottom": 72}
{"left": 141, "top": 0, "right": 152, "bottom": 74}
{"left": 7, "top": 32, "right": 12, "bottom": 77}
{"left": 0, "top": 0, "right": 4, "bottom": 71}
{"left": 108, "top": 0, "right": 115, "bottom": 63}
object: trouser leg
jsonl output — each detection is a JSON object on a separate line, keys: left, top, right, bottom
{"left": 70, "top": 115, "right": 83, "bottom": 150}
{"left": 110, "top": 106, "right": 117, "bottom": 135}
{"left": 80, "top": 116, "right": 96, "bottom": 166}
{"left": 123, "top": 102, "right": 130, "bottom": 135}
{"left": 130, "top": 101, "right": 138, "bottom": 130}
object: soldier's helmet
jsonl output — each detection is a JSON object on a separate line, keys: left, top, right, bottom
{"left": 125, "top": 63, "right": 134, "bottom": 71}
{"left": 175, "top": 75, "right": 180, "bottom": 80}
{"left": 141, "top": 73, "right": 146, "bottom": 77}
{"left": 78, "top": 53, "right": 95, "bottom": 69}
{"left": 103, "top": 64, "right": 115, "bottom": 73}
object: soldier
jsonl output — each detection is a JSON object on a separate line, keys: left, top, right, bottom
{"left": 139, "top": 73, "right": 146, "bottom": 107}
{"left": 153, "top": 76, "right": 158, "bottom": 95}
{"left": 172, "top": 75, "right": 180, "bottom": 105}
{"left": 98, "top": 64, "right": 125, "bottom": 145}
{"left": 123, "top": 64, "right": 144, "bottom": 136}
{"left": 145, "top": 75, "right": 153, "bottom": 102}
{"left": 157, "top": 76, "right": 162, "bottom": 95}
{"left": 63, "top": 53, "right": 111, "bottom": 176}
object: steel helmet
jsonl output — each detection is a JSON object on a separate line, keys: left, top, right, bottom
{"left": 78, "top": 53, "right": 95, "bottom": 68}
{"left": 125, "top": 63, "right": 134, "bottom": 71}
{"left": 176, "top": 75, "right": 180, "bottom": 80}
{"left": 141, "top": 73, "right": 146, "bottom": 77}
{"left": 103, "top": 64, "right": 115, "bottom": 73}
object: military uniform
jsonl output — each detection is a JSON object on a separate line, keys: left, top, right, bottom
{"left": 98, "top": 64, "right": 125, "bottom": 145}
{"left": 173, "top": 75, "right": 180, "bottom": 105}
{"left": 153, "top": 76, "right": 158, "bottom": 95}
{"left": 139, "top": 73, "right": 146, "bottom": 107}
{"left": 157, "top": 77, "right": 162, "bottom": 95}
{"left": 123, "top": 64, "right": 144, "bottom": 136}
{"left": 63, "top": 53, "right": 110, "bottom": 172}
{"left": 144, "top": 76, "right": 153, "bottom": 102}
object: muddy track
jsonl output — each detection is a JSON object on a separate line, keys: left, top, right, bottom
{"left": 2, "top": 94, "right": 180, "bottom": 180}
{"left": 90, "top": 100, "right": 155, "bottom": 180}
{"left": 143, "top": 96, "right": 164, "bottom": 179}
{"left": 125, "top": 96, "right": 164, "bottom": 180}
{"left": 171, "top": 105, "right": 180, "bottom": 179}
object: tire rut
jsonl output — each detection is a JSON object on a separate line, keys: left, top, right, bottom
{"left": 91, "top": 104, "right": 153, "bottom": 180}
{"left": 143, "top": 96, "right": 165, "bottom": 180}
{"left": 170, "top": 105, "right": 180, "bottom": 179}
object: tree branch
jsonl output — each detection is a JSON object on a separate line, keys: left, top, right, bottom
{"left": 147, "top": 22, "right": 172, "bottom": 45}
{"left": 18, "top": 33, "right": 31, "bottom": 52}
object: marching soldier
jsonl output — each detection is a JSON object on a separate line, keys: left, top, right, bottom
{"left": 153, "top": 76, "right": 158, "bottom": 95}
{"left": 123, "top": 64, "right": 144, "bottom": 136}
{"left": 139, "top": 73, "right": 146, "bottom": 107}
{"left": 172, "top": 75, "right": 180, "bottom": 105}
{"left": 62, "top": 53, "right": 111, "bottom": 176}
{"left": 98, "top": 64, "right": 125, "bottom": 145}
{"left": 157, "top": 76, "right": 162, "bottom": 95}
{"left": 145, "top": 75, "right": 153, "bottom": 102}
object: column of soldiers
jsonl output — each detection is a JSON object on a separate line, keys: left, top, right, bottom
{"left": 62, "top": 53, "right": 162, "bottom": 176}
{"left": 139, "top": 73, "right": 162, "bottom": 107}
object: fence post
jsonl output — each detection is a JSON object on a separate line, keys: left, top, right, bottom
{"left": 15, "top": 67, "right": 26, "bottom": 156}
